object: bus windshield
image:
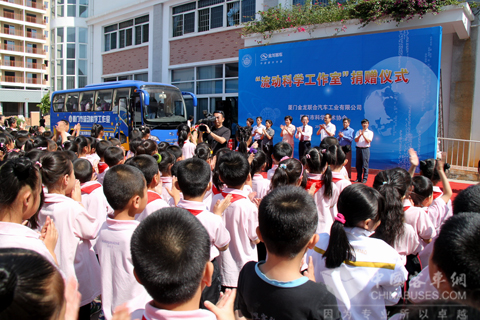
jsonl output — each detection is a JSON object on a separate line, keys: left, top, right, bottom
{"left": 142, "top": 85, "right": 186, "bottom": 123}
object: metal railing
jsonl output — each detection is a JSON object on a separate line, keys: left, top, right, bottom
{"left": 2, "top": 28, "right": 23, "bottom": 36}
{"left": 0, "top": 60, "right": 24, "bottom": 67}
{"left": 1, "top": 75, "right": 46, "bottom": 84}
{"left": 1, "top": 0, "right": 24, "bottom": 5}
{"left": 438, "top": 137, "right": 480, "bottom": 171}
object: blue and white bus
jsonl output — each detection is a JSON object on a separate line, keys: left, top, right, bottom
{"left": 50, "top": 80, "right": 197, "bottom": 146}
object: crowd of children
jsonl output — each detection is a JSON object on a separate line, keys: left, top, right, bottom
{"left": 0, "top": 119, "right": 480, "bottom": 320}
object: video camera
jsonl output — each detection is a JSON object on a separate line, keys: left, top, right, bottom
{"left": 196, "top": 111, "right": 216, "bottom": 132}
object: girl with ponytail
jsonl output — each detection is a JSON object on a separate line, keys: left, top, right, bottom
{"left": 177, "top": 123, "right": 195, "bottom": 159}
{"left": 90, "top": 123, "right": 104, "bottom": 140}
{"left": 308, "top": 184, "right": 407, "bottom": 320}
{"left": 304, "top": 147, "right": 340, "bottom": 234}
{"left": 250, "top": 150, "right": 270, "bottom": 199}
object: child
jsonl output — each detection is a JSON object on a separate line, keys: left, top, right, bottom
{"left": 136, "top": 139, "right": 158, "bottom": 156}
{"left": 75, "top": 135, "right": 91, "bottom": 160}
{"left": 267, "top": 141, "right": 292, "bottom": 180}
{"left": 85, "top": 136, "right": 100, "bottom": 171}
{"left": 250, "top": 150, "right": 270, "bottom": 199}
{"left": 237, "top": 186, "right": 339, "bottom": 319}
{"left": 38, "top": 152, "right": 101, "bottom": 320}
{"left": 177, "top": 124, "right": 196, "bottom": 159}
{"left": 235, "top": 126, "right": 252, "bottom": 156}
{"left": 125, "top": 155, "right": 169, "bottom": 222}
{"left": 99, "top": 146, "right": 125, "bottom": 184}
{"left": 0, "top": 158, "right": 57, "bottom": 265}
{"left": 167, "top": 145, "right": 184, "bottom": 162}
{"left": 308, "top": 184, "right": 408, "bottom": 320}
{"left": 96, "top": 139, "right": 112, "bottom": 178}
{"left": 304, "top": 147, "right": 340, "bottom": 234}
{"left": 328, "top": 144, "right": 351, "bottom": 192}
{"left": 158, "top": 151, "right": 176, "bottom": 203}
{"left": 96, "top": 164, "right": 149, "bottom": 319}
{"left": 130, "top": 207, "right": 234, "bottom": 319}
{"left": 175, "top": 158, "right": 231, "bottom": 306}
{"left": 372, "top": 169, "right": 420, "bottom": 266}
{"left": 91, "top": 123, "right": 104, "bottom": 140}
{"left": 270, "top": 157, "right": 305, "bottom": 189}
{"left": 211, "top": 151, "right": 260, "bottom": 290}
{"left": 74, "top": 158, "right": 111, "bottom": 234}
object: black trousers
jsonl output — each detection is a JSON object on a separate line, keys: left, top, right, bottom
{"left": 200, "top": 258, "right": 221, "bottom": 308}
{"left": 298, "top": 140, "right": 311, "bottom": 159}
{"left": 356, "top": 147, "right": 370, "bottom": 181}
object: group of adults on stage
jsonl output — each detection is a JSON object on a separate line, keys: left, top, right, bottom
{"left": 192, "top": 110, "right": 374, "bottom": 183}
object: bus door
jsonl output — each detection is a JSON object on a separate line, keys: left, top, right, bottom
{"left": 112, "top": 87, "right": 132, "bottom": 147}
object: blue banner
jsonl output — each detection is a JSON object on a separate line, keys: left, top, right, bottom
{"left": 239, "top": 27, "right": 442, "bottom": 170}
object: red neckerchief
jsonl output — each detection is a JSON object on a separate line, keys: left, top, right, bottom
{"left": 403, "top": 206, "right": 411, "bottom": 212}
{"left": 212, "top": 184, "right": 221, "bottom": 195}
{"left": 98, "top": 162, "right": 108, "bottom": 174}
{"left": 305, "top": 178, "right": 324, "bottom": 194}
{"left": 221, "top": 192, "right": 246, "bottom": 203}
{"left": 147, "top": 192, "right": 162, "bottom": 204}
{"left": 186, "top": 208, "right": 203, "bottom": 216}
{"left": 332, "top": 177, "right": 343, "bottom": 183}
{"left": 433, "top": 191, "right": 442, "bottom": 200}
{"left": 81, "top": 182, "right": 101, "bottom": 194}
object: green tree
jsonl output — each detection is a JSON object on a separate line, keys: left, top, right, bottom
{"left": 37, "top": 91, "right": 51, "bottom": 115}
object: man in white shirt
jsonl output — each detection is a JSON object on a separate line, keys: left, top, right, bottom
{"left": 251, "top": 116, "right": 265, "bottom": 145}
{"left": 354, "top": 119, "right": 374, "bottom": 183}
{"left": 316, "top": 113, "right": 336, "bottom": 142}
{"left": 295, "top": 115, "right": 313, "bottom": 158}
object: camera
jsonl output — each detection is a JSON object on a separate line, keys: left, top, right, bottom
{"left": 197, "top": 112, "right": 216, "bottom": 132}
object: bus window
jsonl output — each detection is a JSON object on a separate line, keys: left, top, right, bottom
{"left": 79, "top": 91, "right": 95, "bottom": 112}
{"left": 65, "top": 93, "right": 78, "bottom": 112}
{"left": 95, "top": 90, "right": 113, "bottom": 111}
{"left": 52, "top": 94, "right": 65, "bottom": 112}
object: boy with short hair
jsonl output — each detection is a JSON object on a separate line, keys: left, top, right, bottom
{"left": 267, "top": 142, "right": 293, "bottom": 180}
{"left": 125, "top": 155, "right": 170, "bottom": 222}
{"left": 131, "top": 207, "right": 223, "bottom": 319}
{"left": 167, "top": 145, "right": 184, "bottom": 162}
{"left": 96, "top": 140, "right": 112, "bottom": 183}
{"left": 175, "top": 158, "right": 231, "bottom": 306}
{"left": 73, "top": 158, "right": 111, "bottom": 241}
{"left": 211, "top": 151, "right": 260, "bottom": 290}
{"left": 96, "top": 164, "right": 149, "bottom": 320}
{"left": 99, "top": 146, "right": 125, "bottom": 184}
{"left": 237, "top": 186, "right": 340, "bottom": 319}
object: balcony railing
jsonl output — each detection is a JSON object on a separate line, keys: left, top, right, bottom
{"left": 26, "top": 31, "right": 45, "bottom": 39}
{"left": 25, "top": 46, "right": 44, "bottom": 55}
{"left": 438, "top": 137, "right": 480, "bottom": 171}
{"left": 1, "top": 0, "right": 47, "bottom": 9}
{"left": 0, "top": 60, "right": 24, "bottom": 67}
{"left": 1, "top": 43, "right": 24, "bottom": 52}
{"left": 1, "top": 0, "right": 23, "bottom": 5}
{"left": 26, "top": 62, "right": 46, "bottom": 69}
{"left": 3, "top": 11, "right": 23, "bottom": 20}
{"left": 1, "top": 28, "right": 23, "bottom": 36}
{"left": 1, "top": 75, "right": 46, "bottom": 84}
{"left": 25, "top": 0, "right": 46, "bottom": 9}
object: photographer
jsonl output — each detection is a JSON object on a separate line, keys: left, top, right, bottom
{"left": 198, "top": 110, "right": 231, "bottom": 156}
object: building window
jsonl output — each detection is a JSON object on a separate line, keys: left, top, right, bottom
{"left": 67, "top": 0, "right": 76, "bottom": 17}
{"left": 102, "top": 73, "right": 148, "bottom": 82}
{"left": 171, "top": 63, "right": 238, "bottom": 94}
{"left": 79, "top": 0, "right": 88, "bottom": 17}
{"left": 104, "top": 15, "right": 149, "bottom": 52}
{"left": 172, "top": 0, "right": 254, "bottom": 37}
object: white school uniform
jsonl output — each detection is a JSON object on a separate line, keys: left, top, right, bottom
{"left": 407, "top": 265, "right": 439, "bottom": 304}
{"left": 306, "top": 173, "right": 340, "bottom": 234}
{"left": 39, "top": 193, "right": 101, "bottom": 306}
{"left": 0, "top": 221, "right": 56, "bottom": 265}
{"left": 267, "top": 164, "right": 278, "bottom": 180}
{"left": 85, "top": 153, "right": 100, "bottom": 172}
{"left": 96, "top": 217, "right": 150, "bottom": 320}
{"left": 308, "top": 227, "right": 408, "bottom": 320}
{"left": 331, "top": 171, "right": 351, "bottom": 193}
{"left": 80, "top": 181, "right": 111, "bottom": 234}
{"left": 97, "top": 162, "right": 109, "bottom": 185}
{"left": 182, "top": 140, "right": 196, "bottom": 159}
{"left": 252, "top": 173, "right": 271, "bottom": 199}
{"left": 135, "top": 301, "right": 216, "bottom": 320}
{"left": 211, "top": 187, "right": 259, "bottom": 287}
{"left": 135, "top": 190, "right": 170, "bottom": 222}
{"left": 424, "top": 198, "right": 448, "bottom": 233}
{"left": 394, "top": 223, "right": 420, "bottom": 265}
{"left": 160, "top": 176, "right": 173, "bottom": 204}
{"left": 432, "top": 186, "right": 453, "bottom": 222}
{"left": 418, "top": 236, "right": 437, "bottom": 268}
{"left": 176, "top": 199, "right": 230, "bottom": 261}
{"left": 403, "top": 199, "right": 436, "bottom": 247}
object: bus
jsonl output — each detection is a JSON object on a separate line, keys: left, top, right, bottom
{"left": 50, "top": 80, "right": 197, "bottom": 146}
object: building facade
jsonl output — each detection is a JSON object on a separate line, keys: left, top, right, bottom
{"left": 0, "top": 0, "right": 49, "bottom": 117}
